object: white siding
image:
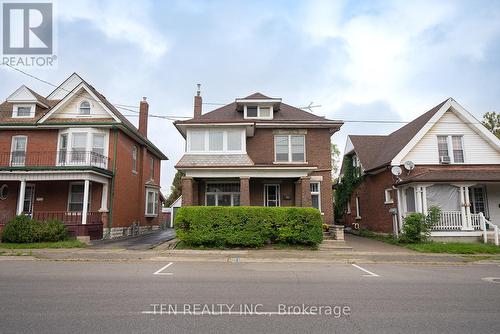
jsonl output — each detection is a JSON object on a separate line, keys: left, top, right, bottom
{"left": 402, "top": 110, "right": 500, "bottom": 164}
{"left": 487, "top": 184, "right": 500, "bottom": 227}
{"left": 49, "top": 89, "right": 111, "bottom": 119}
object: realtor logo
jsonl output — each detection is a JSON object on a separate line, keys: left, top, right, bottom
{"left": 3, "top": 2, "right": 52, "bottom": 54}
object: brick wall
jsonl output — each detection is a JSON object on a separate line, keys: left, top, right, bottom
{"left": 344, "top": 168, "right": 397, "bottom": 233}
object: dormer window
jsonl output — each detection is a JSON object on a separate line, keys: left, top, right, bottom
{"left": 244, "top": 105, "right": 273, "bottom": 120}
{"left": 79, "top": 101, "right": 91, "bottom": 115}
{"left": 12, "top": 104, "right": 35, "bottom": 118}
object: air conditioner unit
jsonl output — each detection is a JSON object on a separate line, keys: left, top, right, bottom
{"left": 440, "top": 156, "right": 451, "bottom": 164}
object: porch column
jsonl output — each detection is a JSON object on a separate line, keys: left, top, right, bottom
{"left": 16, "top": 180, "right": 26, "bottom": 215}
{"left": 82, "top": 180, "right": 90, "bottom": 225}
{"left": 415, "top": 187, "right": 423, "bottom": 214}
{"left": 300, "top": 176, "right": 312, "bottom": 207}
{"left": 181, "top": 177, "right": 194, "bottom": 206}
{"left": 240, "top": 177, "right": 250, "bottom": 206}
{"left": 459, "top": 186, "right": 468, "bottom": 231}
{"left": 99, "top": 182, "right": 109, "bottom": 212}
{"left": 463, "top": 186, "right": 473, "bottom": 231}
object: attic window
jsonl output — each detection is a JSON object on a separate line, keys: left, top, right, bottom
{"left": 12, "top": 104, "right": 35, "bottom": 118}
{"left": 79, "top": 101, "right": 91, "bottom": 115}
{"left": 244, "top": 105, "right": 273, "bottom": 119}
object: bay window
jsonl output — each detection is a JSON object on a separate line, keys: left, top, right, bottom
{"left": 187, "top": 129, "right": 245, "bottom": 153}
{"left": 274, "top": 135, "right": 305, "bottom": 163}
{"left": 145, "top": 189, "right": 158, "bottom": 216}
{"left": 57, "top": 128, "right": 108, "bottom": 167}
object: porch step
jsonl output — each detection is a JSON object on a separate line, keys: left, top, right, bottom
{"left": 318, "top": 240, "right": 352, "bottom": 251}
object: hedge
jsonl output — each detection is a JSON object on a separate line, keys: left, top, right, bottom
{"left": 174, "top": 206, "right": 323, "bottom": 247}
{"left": 1, "top": 215, "right": 69, "bottom": 243}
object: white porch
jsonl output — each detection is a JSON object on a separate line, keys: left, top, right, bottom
{"left": 397, "top": 182, "right": 500, "bottom": 244}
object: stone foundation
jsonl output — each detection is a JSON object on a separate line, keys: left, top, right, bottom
{"left": 102, "top": 224, "right": 161, "bottom": 239}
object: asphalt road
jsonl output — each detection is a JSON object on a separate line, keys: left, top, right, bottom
{"left": 0, "top": 260, "right": 499, "bottom": 333}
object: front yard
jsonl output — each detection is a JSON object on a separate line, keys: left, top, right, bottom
{"left": 0, "top": 240, "right": 87, "bottom": 249}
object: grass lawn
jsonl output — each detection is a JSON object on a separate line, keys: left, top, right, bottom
{"left": 0, "top": 239, "right": 87, "bottom": 249}
{"left": 404, "top": 242, "right": 500, "bottom": 254}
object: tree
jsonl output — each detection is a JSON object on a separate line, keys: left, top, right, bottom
{"left": 482, "top": 112, "right": 500, "bottom": 139}
{"left": 165, "top": 170, "right": 184, "bottom": 207}
{"left": 331, "top": 143, "right": 341, "bottom": 176}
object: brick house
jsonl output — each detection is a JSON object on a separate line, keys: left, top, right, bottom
{"left": 173, "top": 89, "right": 342, "bottom": 224}
{"left": 340, "top": 98, "right": 500, "bottom": 241}
{"left": 0, "top": 73, "right": 168, "bottom": 239}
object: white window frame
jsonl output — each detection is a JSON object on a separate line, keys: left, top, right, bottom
{"left": 56, "top": 128, "right": 109, "bottom": 168}
{"left": 384, "top": 188, "right": 394, "bottom": 204}
{"left": 274, "top": 134, "right": 306, "bottom": 163}
{"left": 243, "top": 105, "right": 273, "bottom": 120}
{"left": 355, "top": 196, "right": 361, "bottom": 219}
{"left": 12, "top": 104, "right": 35, "bottom": 118}
{"left": 77, "top": 100, "right": 92, "bottom": 116}
{"left": 67, "top": 182, "right": 91, "bottom": 212}
{"left": 145, "top": 188, "right": 159, "bottom": 217}
{"left": 264, "top": 184, "right": 281, "bottom": 207}
{"left": 310, "top": 182, "right": 321, "bottom": 212}
{"left": 132, "top": 146, "right": 138, "bottom": 174}
{"left": 437, "top": 135, "right": 465, "bottom": 164}
{"left": 10, "top": 135, "right": 28, "bottom": 166}
{"left": 205, "top": 182, "right": 241, "bottom": 206}
{"left": 186, "top": 128, "right": 246, "bottom": 154}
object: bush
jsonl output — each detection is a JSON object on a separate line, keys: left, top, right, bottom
{"left": 400, "top": 206, "right": 441, "bottom": 243}
{"left": 1, "top": 216, "right": 68, "bottom": 243}
{"left": 175, "top": 207, "right": 323, "bottom": 247}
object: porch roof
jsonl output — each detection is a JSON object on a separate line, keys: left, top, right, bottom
{"left": 398, "top": 167, "right": 500, "bottom": 184}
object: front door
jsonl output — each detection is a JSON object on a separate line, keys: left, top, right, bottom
{"left": 23, "top": 184, "right": 35, "bottom": 216}
{"left": 264, "top": 184, "right": 280, "bottom": 207}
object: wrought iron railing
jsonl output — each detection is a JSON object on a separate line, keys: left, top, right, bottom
{"left": 0, "top": 151, "right": 110, "bottom": 170}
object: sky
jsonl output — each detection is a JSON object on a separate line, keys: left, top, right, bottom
{"left": 2, "top": 0, "right": 500, "bottom": 194}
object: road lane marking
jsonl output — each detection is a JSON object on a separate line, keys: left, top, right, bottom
{"left": 153, "top": 262, "right": 174, "bottom": 276}
{"left": 351, "top": 264, "right": 380, "bottom": 277}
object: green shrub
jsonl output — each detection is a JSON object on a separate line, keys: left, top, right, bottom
{"left": 1, "top": 216, "right": 68, "bottom": 243}
{"left": 400, "top": 206, "right": 441, "bottom": 243}
{"left": 175, "top": 207, "right": 323, "bottom": 247}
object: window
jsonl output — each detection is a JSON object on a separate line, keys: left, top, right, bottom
{"left": 206, "top": 183, "right": 240, "bottom": 206}
{"left": 469, "top": 186, "right": 489, "bottom": 218}
{"left": 132, "top": 146, "right": 137, "bottom": 173}
{"left": 384, "top": 189, "right": 394, "bottom": 204}
{"left": 310, "top": 182, "right": 321, "bottom": 211}
{"left": 12, "top": 105, "right": 34, "bottom": 118}
{"left": 71, "top": 133, "right": 87, "bottom": 163}
{"left": 11, "top": 136, "right": 27, "bottom": 166}
{"left": 264, "top": 184, "right": 280, "bottom": 207}
{"left": 92, "top": 133, "right": 105, "bottom": 165}
{"left": 145, "top": 189, "right": 159, "bottom": 216}
{"left": 58, "top": 134, "right": 68, "bottom": 164}
{"left": 209, "top": 131, "right": 224, "bottom": 151}
{"left": 187, "top": 129, "right": 244, "bottom": 153}
{"left": 68, "top": 183, "right": 90, "bottom": 212}
{"left": 79, "top": 101, "right": 91, "bottom": 115}
{"left": 244, "top": 105, "right": 273, "bottom": 119}
{"left": 452, "top": 136, "right": 464, "bottom": 163}
{"left": 150, "top": 157, "right": 155, "bottom": 180}
{"left": 0, "top": 184, "right": 8, "bottom": 200}
{"left": 274, "top": 135, "right": 305, "bottom": 163}
{"left": 355, "top": 196, "right": 361, "bottom": 218}
{"left": 437, "top": 135, "right": 464, "bottom": 163}
{"left": 23, "top": 185, "right": 35, "bottom": 213}
{"left": 405, "top": 187, "right": 416, "bottom": 213}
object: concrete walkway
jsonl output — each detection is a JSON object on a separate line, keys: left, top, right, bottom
{"left": 90, "top": 229, "right": 176, "bottom": 250}
{"left": 344, "top": 234, "right": 416, "bottom": 253}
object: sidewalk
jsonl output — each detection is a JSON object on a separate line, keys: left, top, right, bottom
{"left": 2, "top": 234, "right": 497, "bottom": 264}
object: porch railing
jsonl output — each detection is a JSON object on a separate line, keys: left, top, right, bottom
{"left": 31, "top": 211, "right": 103, "bottom": 225}
{"left": 480, "top": 213, "right": 499, "bottom": 246}
{"left": 0, "top": 151, "right": 110, "bottom": 170}
{"left": 432, "top": 211, "right": 483, "bottom": 231}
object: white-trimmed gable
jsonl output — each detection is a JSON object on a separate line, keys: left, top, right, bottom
{"left": 46, "top": 73, "right": 83, "bottom": 100}
{"left": 7, "top": 85, "right": 40, "bottom": 104}
{"left": 39, "top": 83, "right": 121, "bottom": 123}
{"left": 396, "top": 100, "right": 500, "bottom": 165}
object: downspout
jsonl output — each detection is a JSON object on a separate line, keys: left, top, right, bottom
{"left": 107, "top": 127, "right": 118, "bottom": 236}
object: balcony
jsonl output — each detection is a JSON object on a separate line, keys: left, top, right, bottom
{"left": 0, "top": 151, "right": 110, "bottom": 171}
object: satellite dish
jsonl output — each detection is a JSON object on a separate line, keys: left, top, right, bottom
{"left": 391, "top": 166, "right": 402, "bottom": 176}
{"left": 404, "top": 161, "right": 415, "bottom": 171}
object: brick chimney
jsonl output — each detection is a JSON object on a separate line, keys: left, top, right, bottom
{"left": 139, "top": 97, "right": 149, "bottom": 137}
{"left": 194, "top": 84, "right": 202, "bottom": 119}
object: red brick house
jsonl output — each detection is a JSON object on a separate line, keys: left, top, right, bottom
{"left": 340, "top": 98, "right": 500, "bottom": 242}
{"left": 0, "top": 73, "right": 168, "bottom": 239}
{"left": 173, "top": 89, "right": 342, "bottom": 224}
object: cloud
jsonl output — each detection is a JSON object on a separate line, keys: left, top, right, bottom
{"left": 57, "top": 0, "right": 168, "bottom": 58}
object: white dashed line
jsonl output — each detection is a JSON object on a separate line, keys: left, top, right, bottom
{"left": 153, "top": 262, "right": 174, "bottom": 276}
{"left": 351, "top": 264, "right": 380, "bottom": 277}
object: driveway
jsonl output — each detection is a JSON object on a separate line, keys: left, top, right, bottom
{"left": 90, "top": 229, "right": 176, "bottom": 250}
{"left": 344, "top": 233, "right": 417, "bottom": 254}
